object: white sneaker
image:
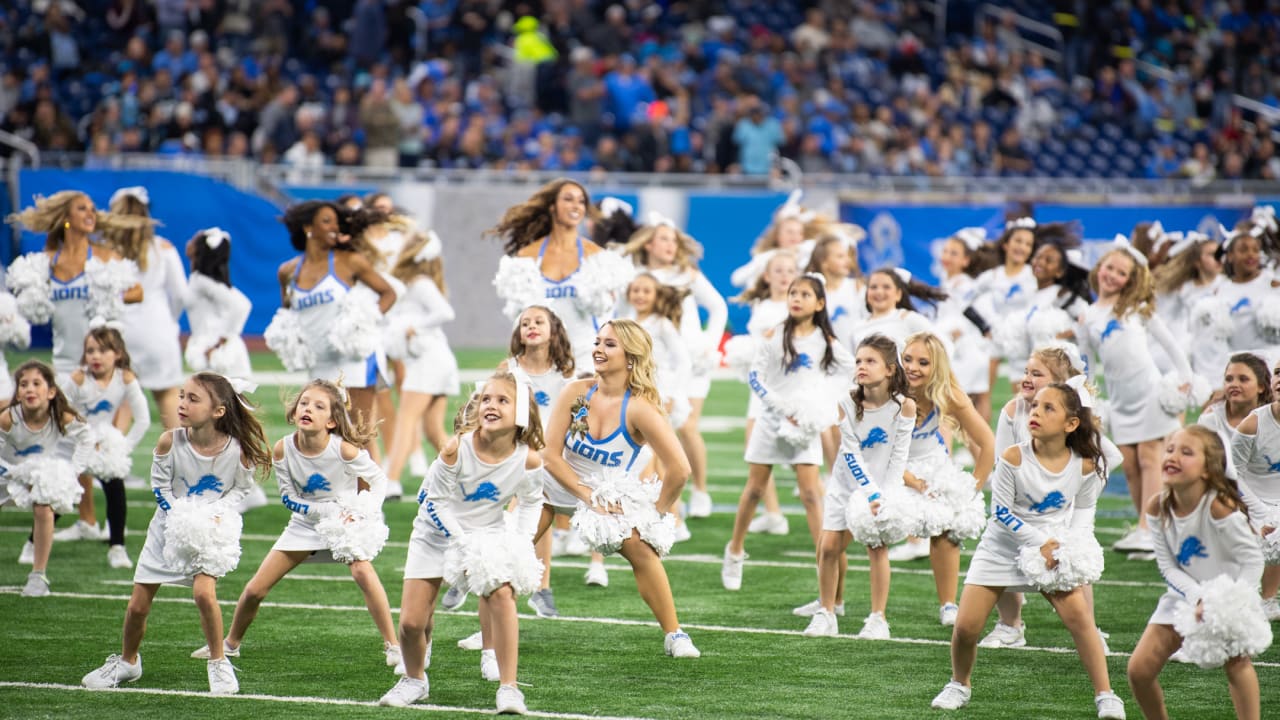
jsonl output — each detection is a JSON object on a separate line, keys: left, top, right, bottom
{"left": 1126, "top": 552, "right": 1156, "bottom": 562}
{"left": 584, "top": 562, "right": 609, "bottom": 587}
{"left": 235, "top": 483, "right": 269, "bottom": 513}
{"left": 803, "top": 609, "right": 839, "bottom": 637}
{"left": 857, "top": 612, "right": 890, "bottom": 640}
{"left": 939, "top": 603, "right": 959, "bottom": 627}
{"left": 393, "top": 640, "right": 431, "bottom": 675}
{"left": 440, "top": 584, "right": 469, "bottom": 610}
{"left": 793, "top": 598, "right": 845, "bottom": 617}
{"left": 688, "top": 490, "right": 712, "bottom": 518}
{"left": 887, "top": 539, "right": 930, "bottom": 561}
{"left": 384, "top": 480, "right": 405, "bottom": 502}
{"left": 379, "top": 675, "right": 429, "bottom": 707}
{"left": 664, "top": 630, "right": 701, "bottom": 658}
{"left": 1113, "top": 526, "right": 1154, "bottom": 553}
{"left": 1097, "top": 627, "right": 1112, "bottom": 656}
{"left": 978, "top": 622, "right": 1026, "bottom": 648}
{"left": 496, "top": 683, "right": 527, "bottom": 714}
{"left": 563, "top": 530, "right": 590, "bottom": 556}
{"left": 673, "top": 522, "right": 692, "bottom": 543}
{"left": 761, "top": 513, "right": 790, "bottom": 535}
{"left": 18, "top": 540, "right": 34, "bottom": 565}
{"left": 207, "top": 658, "right": 239, "bottom": 694}
{"left": 527, "top": 588, "right": 558, "bottom": 618}
{"left": 931, "top": 680, "right": 971, "bottom": 710}
{"left": 82, "top": 654, "right": 142, "bottom": 688}
{"left": 107, "top": 544, "right": 133, "bottom": 569}
{"left": 1263, "top": 597, "right": 1280, "bottom": 621}
{"left": 191, "top": 639, "right": 240, "bottom": 659}
{"left": 54, "top": 520, "right": 103, "bottom": 542}
{"left": 457, "top": 631, "right": 484, "bottom": 651}
{"left": 550, "top": 529, "right": 568, "bottom": 557}
{"left": 21, "top": 571, "right": 50, "bottom": 597}
{"left": 1095, "top": 690, "right": 1126, "bottom": 719}
{"left": 385, "top": 641, "right": 402, "bottom": 667}
{"left": 408, "top": 448, "right": 429, "bottom": 477}
{"left": 721, "top": 544, "right": 746, "bottom": 591}
{"left": 480, "top": 649, "right": 500, "bottom": 681}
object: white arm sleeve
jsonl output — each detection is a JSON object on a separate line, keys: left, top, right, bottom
{"left": 691, "top": 271, "right": 728, "bottom": 346}
{"left": 275, "top": 457, "right": 310, "bottom": 515}
{"left": 421, "top": 455, "right": 467, "bottom": 540}
{"left": 413, "top": 279, "right": 456, "bottom": 329}
{"left": 510, "top": 463, "right": 545, "bottom": 538}
{"left": 222, "top": 460, "right": 254, "bottom": 509}
{"left": 161, "top": 245, "right": 188, "bottom": 321}
{"left": 989, "top": 458, "right": 1050, "bottom": 547}
{"left": 730, "top": 251, "right": 773, "bottom": 289}
{"left": 344, "top": 448, "right": 388, "bottom": 501}
{"left": 994, "top": 407, "right": 1017, "bottom": 455}
{"left": 150, "top": 446, "right": 175, "bottom": 511}
{"left": 122, "top": 379, "right": 152, "bottom": 451}
{"left": 1146, "top": 314, "right": 1192, "bottom": 379}
{"left": 746, "top": 335, "right": 786, "bottom": 413}
{"left": 1067, "top": 476, "right": 1102, "bottom": 532}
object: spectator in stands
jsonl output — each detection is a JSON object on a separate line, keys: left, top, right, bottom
{"left": 350, "top": 0, "right": 388, "bottom": 70}
{"left": 360, "top": 78, "right": 400, "bottom": 169}
{"left": 390, "top": 78, "right": 425, "bottom": 167}
{"left": 733, "top": 96, "right": 783, "bottom": 176}
{"left": 588, "top": 5, "right": 632, "bottom": 59}
{"left": 567, "top": 47, "right": 605, "bottom": 145}
{"left": 791, "top": 8, "right": 831, "bottom": 60}
{"left": 1146, "top": 140, "right": 1182, "bottom": 179}
{"left": 604, "top": 54, "right": 655, "bottom": 134}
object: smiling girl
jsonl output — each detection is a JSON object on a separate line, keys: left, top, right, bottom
{"left": 971, "top": 218, "right": 1038, "bottom": 392}
{"left": 1229, "top": 357, "right": 1280, "bottom": 622}
{"left": 850, "top": 267, "right": 945, "bottom": 352}
{"left": 1197, "top": 353, "right": 1272, "bottom": 456}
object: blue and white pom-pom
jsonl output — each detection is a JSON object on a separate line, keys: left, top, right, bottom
{"left": 492, "top": 255, "right": 544, "bottom": 320}
{"left": 314, "top": 493, "right": 390, "bottom": 563}
{"left": 846, "top": 485, "right": 922, "bottom": 548}
{"left": 327, "top": 286, "right": 383, "bottom": 360}
{"left": 1026, "top": 306, "right": 1074, "bottom": 348}
{"left": 1015, "top": 526, "right": 1105, "bottom": 594}
{"left": 570, "top": 468, "right": 676, "bottom": 557}
{"left": 264, "top": 308, "right": 316, "bottom": 371}
{"left": 1173, "top": 575, "right": 1274, "bottom": 669}
{"left": 6, "top": 252, "right": 54, "bottom": 325}
{"left": 442, "top": 528, "right": 543, "bottom": 597}
{"left": 161, "top": 498, "right": 243, "bottom": 578}
{"left": 575, "top": 250, "right": 637, "bottom": 317}
{"left": 1255, "top": 299, "right": 1280, "bottom": 345}
{"left": 721, "top": 335, "right": 757, "bottom": 382}
{"left": 84, "top": 425, "right": 132, "bottom": 480}
{"left": 1190, "top": 296, "right": 1235, "bottom": 342}
{"left": 8, "top": 457, "right": 83, "bottom": 514}
{"left": 1157, "top": 373, "right": 1214, "bottom": 416}
{"left": 84, "top": 257, "right": 139, "bottom": 323}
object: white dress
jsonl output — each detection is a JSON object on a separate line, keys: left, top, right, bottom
{"left": 289, "top": 251, "right": 383, "bottom": 389}
{"left": 1231, "top": 405, "right": 1280, "bottom": 510}
{"left": 393, "top": 277, "right": 459, "bottom": 396}
{"left": 271, "top": 432, "right": 387, "bottom": 558}
{"left": 0, "top": 405, "right": 91, "bottom": 506}
{"left": 121, "top": 238, "right": 186, "bottom": 390}
{"left": 48, "top": 247, "right": 92, "bottom": 376}
{"left": 64, "top": 369, "right": 151, "bottom": 477}
{"left": 1210, "top": 270, "right": 1280, "bottom": 372}
{"left": 505, "top": 357, "right": 575, "bottom": 511}
{"left": 633, "top": 313, "right": 691, "bottom": 424}
{"left": 1154, "top": 276, "right": 1222, "bottom": 376}
{"left": 649, "top": 266, "right": 728, "bottom": 399}
{"left": 971, "top": 264, "right": 1037, "bottom": 378}
{"left": 824, "top": 276, "right": 868, "bottom": 354}
{"left": 995, "top": 396, "right": 1124, "bottom": 475}
{"left": 743, "top": 298, "right": 790, "bottom": 420}
{"left": 938, "top": 273, "right": 990, "bottom": 394}
{"left": 1196, "top": 401, "right": 1238, "bottom": 475}
{"left": 824, "top": 394, "right": 912, "bottom": 533}
{"left": 184, "top": 273, "right": 252, "bottom": 379}
{"left": 850, "top": 308, "right": 934, "bottom": 354}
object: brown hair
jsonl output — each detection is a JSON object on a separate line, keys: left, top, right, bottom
{"left": 509, "top": 305, "right": 575, "bottom": 377}
{"left": 82, "top": 326, "right": 132, "bottom": 372}
{"left": 488, "top": 178, "right": 594, "bottom": 256}
{"left": 10, "top": 360, "right": 83, "bottom": 434}
{"left": 1088, "top": 249, "right": 1156, "bottom": 319}
{"left": 805, "top": 233, "right": 864, "bottom": 279}
{"left": 629, "top": 272, "right": 687, "bottom": 326}
{"left": 1039, "top": 382, "right": 1106, "bottom": 479}
{"left": 733, "top": 249, "right": 797, "bottom": 304}
{"left": 191, "top": 372, "right": 272, "bottom": 479}
{"left": 286, "top": 379, "right": 377, "bottom": 447}
{"left": 1156, "top": 426, "right": 1246, "bottom": 524}
{"left": 103, "top": 192, "right": 157, "bottom": 270}
{"left": 851, "top": 334, "right": 908, "bottom": 421}
{"left": 454, "top": 371, "right": 546, "bottom": 451}
{"left": 1153, "top": 235, "right": 1219, "bottom": 295}
{"left": 603, "top": 319, "right": 663, "bottom": 407}
{"left": 1224, "top": 352, "right": 1274, "bottom": 407}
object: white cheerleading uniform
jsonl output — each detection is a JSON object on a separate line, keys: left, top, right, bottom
{"left": 48, "top": 247, "right": 92, "bottom": 376}
{"left": 824, "top": 276, "right": 867, "bottom": 356}
{"left": 995, "top": 396, "right": 1123, "bottom": 475}
{"left": 184, "top": 273, "right": 252, "bottom": 379}
{"left": 633, "top": 313, "right": 691, "bottom": 421}
{"left": 1076, "top": 304, "right": 1190, "bottom": 445}
{"left": 535, "top": 238, "right": 610, "bottom": 371}
{"left": 134, "top": 429, "right": 254, "bottom": 585}
{"left": 1231, "top": 405, "right": 1280, "bottom": 515}
{"left": 1210, "top": 271, "right": 1280, "bottom": 372}
{"left": 1144, "top": 491, "right": 1263, "bottom": 625}
{"left": 938, "top": 273, "right": 990, "bottom": 395}
{"left": 649, "top": 266, "right": 728, "bottom": 399}
{"left": 743, "top": 298, "right": 789, "bottom": 421}
{"left": 972, "top": 264, "right": 1036, "bottom": 378}
{"left": 1196, "top": 401, "right": 1239, "bottom": 475}
{"left": 64, "top": 369, "right": 151, "bottom": 466}
{"left": 405, "top": 432, "right": 542, "bottom": 579}
{"left": 289, "top": 252, "right": 382, "bottom": 389}
{"left": 0, "top": 405, "right": 91, "bottom": 506}
{"left": 849, "top": 308, "right": 934, "bottom": 354}
{"left": 121, "top": 238, "right": 186, "bottom": 390}
{"left": 506, "top": 357, "right": 576, "bottom": 510}
{"left": 271, "top": 432, "right": 387, "bottom": 558}
{"left": 548, "top": 385, "right": 653, "bottom": 512}
{"left": 824, "top": 394, "right": 912, "bottom": 532}
{"left": 745, "top": 328, "right": 855, "bottom": 466}
{"left": 965, "top": 443, "right": 1101, "bottom": 591}
{"left": 393, "top": 277, "right": 458, "bottom": 396}
{"left": 1154, "top": 277, "right": 1222, "bottom": 376}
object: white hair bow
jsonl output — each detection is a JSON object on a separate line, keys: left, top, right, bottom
{"left": 776, "top": 189, "right": 814, "bottom": 223}
{"left": 599, "top": 197, "right": 634, "bottom": 218}
{"left": 892, "top": 267, "right": 913, "bottom": 284}
{"left": 803, "top": 271, "right": 826, "bottom": 286}
{"left": 414, "top": 230, "right": 443, "bottom": 263}
{"left": 1037, "top": 339, "right": 1088, "bottom": 375}
{"left": 87, "top": 316, "right": 124, "bottom": 331}
{"left": 1146, "top": 220, "right": 1166, "bottom": 246}
{"left": 1064, "top": 248, "right": 1089, "bottom": 271}
{"left": 1219, "top": 223, "right": 1243, "bottom": 251}
{"left": 1064, "top": 373, "right": 1094, "bottom": 409}
{"left": 1251, "top": 205, "right": 1277, "bottom": 234}
{"left": 1005, "top": 217, "right": 1036, "bottom": 231}
{"left": 954, "top": 227, "right": 987, "bottom": 252}
{"left": 1111, "top": 234, "right": 1149, "bottom": 268}
{"left": 645, "top": 210, "right": 677, "bottom": 229}
{"left": 110, "top": 186, "right": 149, "bottom": 208}
{"left": 202, "top": 227, "right": 230, "bottom": 249}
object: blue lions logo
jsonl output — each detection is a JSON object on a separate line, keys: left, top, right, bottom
{"left": 1177, "top": 536, "right": 1208, "bottom": 566}
{"left": 184, "top": 474, "right": 223, "bottom": 496}
{"left": 1101, "top": 319, "right": 1122, "bottom": 342}
{"left": 785, "top": 353, "right": 813, "bottom": 374}
{"left": 1027, "top": 490, "right": 1066, "bottom": 513}
{"left": 462, "top": 481, "right": 501, "bottom": 502}
{"left": 1231, "top": 297, "right": 1251, "bottom": 314}
{"left": 860, "top": 427, "right": 888, "bottom": 450}
{"left": 1265, "top": 454, "right": 1280, "bottom": 473}
{"left": 1005, "top": 284, "right": 1023, "bottom": 301}
{"left": 534, "top": 391, "right": 551, "bottom": 407}
{"left": 830, "top": 307, "right": 848, "bottom": 323}
{"left": 301, "top": 473, "right": 331, "bottom": 493}
{"left": 14, "top": 444, "right": 43, "bottom": 457}
{"left": 85, "top": 399, "right": 114, "bottom": 416}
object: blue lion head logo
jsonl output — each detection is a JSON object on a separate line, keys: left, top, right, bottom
{"left": 462, "top": 481, "right": 502, "bottom": 502}
{"left": 185, "top": 474, "right": 224, "bottom": 496}
{"left": 86, "top": 399, "right": 114, "bottom": 416}
{"left": 785, "top": 353, "right": 813, "bottom": 374}
{"left": 301, "top": 473, "right": 331, "bottom": 494}
{"left": 1177, "top": 536, "right": 1209, "bottom": 566}
{"left": 1231, "top": 297, "right": 1251, "bottom": 314}
{"left": 1101, "top": 319, "right": 1123, "bottom": 342}
{"left": 535, "top": 390, "right": 551, "bottom": 407}
{"left": 1005, "top": 284, "right": 1023, "bottom": 301}
{"left": 860, "top": 427, "right": 888, "bottom": 450}
{"left": 1027, "top": 490, "right": 1066, "bottom": 513}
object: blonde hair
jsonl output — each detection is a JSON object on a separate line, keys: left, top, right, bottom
{"left": 733, "top": 249, "right": 797, "bottom": 304}
{"left": 602, "top": 319, "right": 663, "bottom": 408}
{"left": 7, "top": 190, "right": 152, "bottom": 251}
{"left": 452, "top": 371, "right": 546, "bottom": 451}
{"left": 1088, "top": 249, "right": 1155, "bottom": 319}
{"left": 390, "top": 230, "right": 447, "bottom": 293}
{"left": 621, "top": 224, "right": 703, "bottom": 272}
{"left": 103, "top": 192, "right": 157, "bottom": 270}
{"left": 1153, "top": 237, "right": 1218, "bottom": 295}
{"left": 904, "top": 331, "right": 962, "bottom": 431}
{"left": 750, "top": 215, "right": 806, "bottom": 255}
{"left": 1156, "top": 426, "right": 1246, "bottom": 524}
{"left": 804, "top": 232, "right": 862, "bottom": 279}
{"left": 285, "top": 379, "right": 378, "bottom": 447}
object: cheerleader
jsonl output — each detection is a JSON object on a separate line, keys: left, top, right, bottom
{"left": 722, "top": 274, "right": 855, "bottom": 591}
{"left": 57, "top": 327, "right": 152, "bottom": 569}
{"left": 381, "top": 371, "right": 545, "bottom": 712}
{"left": 1197, "top": 353, "right": 1272, "bottom": 455}
{"left": 730, "top": 190, "right": 819, "bottom": 289}
{"left": 935, "top": 228, "right": 997, "bottom": 422}
{"left": 383, "top": 230, "right": 459, "bottom": 487}
{"left": 1126, "top": 426, "right": 1265, "bottom": 720}
{"left": 541, "top": 320, "right": 701, "bottom": 658}
{"left": 1230, "top": 361, "right": 1280, "bottom": 621}
{"left": 198, "top": 379, "right": 399, "bottom": 668}
{"left": 623, "top": 273, "right": 692, "bottom": 429}
{"left": 3, "top": 360, "right": 92, "bottom": 596}
{"left": 852, "top": 268, "right": 946, "bottom": 351}
{"left": 183, "top": 228, "right": 252, "bottom": 379}
{"left": 969, "top": 217, "right": 1037, "bottom": 391}
{"left": 1024, "top": 238, "right": 1092, "bottom": 338}
{"left": 490, "top": 179, "right": 634, "bottom": 370}
{"left": 931, "top": 381, "right": 1125, "bottom": 719}
{"left": 105, "top": 186, "right": 187, "bottom": 429}
{"left": 620, "top": 213, "right": 727, "bottom": 519}
{"left": 1151, "top": 232, "right": 1222, "bottom": 376}
{"left": 1202, "top": 223, "right": 1280, "bottom": 373}
{"left": 900, "top": 332, "right": 996, "bottom": 626}
{"left": 801, "top": 334, "right": 915, "bottom": 638}
{"left": 81, "top": 373, "right": 270, "bottom": 694}
{"left": 1077, "top": 238, "right": 1192, "bottom": 557}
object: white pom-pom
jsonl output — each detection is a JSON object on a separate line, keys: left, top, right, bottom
{"left": 1157, "top": 373, "right": 1193, "bottom": 415}
{"left": 8, "top": 457, "right": 83, "bottom": 513}
{"left": 846, "top": 485, "right": 922, "bottom": 548}
{"left": 442, "top": 528, "right": 543, "bottom": 597}
{"left": 1190, "top": 296, "right": 1235, "bottom": 342}
{"left": 991, "top": 320, "right": 1029, "bottom": 362}
{"left": 722, "top": 335, "right": 756, "bottom": 382}
{"left": 493, "top": 256, "right": 545, "bottom": 320}
{"left": 183, "top": 334, "right": 218, "bottom": 372}
{"left": 381, "top": 315, "right": 419, "bottom": 360}
{"left": 6, "top": 252, "right": 50, "bottom": 295}
{"left": 14, "top": 289, "right": 54, "bottom": 326}
{"left": 910, "top": 455, "right": 987, "bottom": 541}
{"left": 313, "top": 493, "right": 390, "bottom": 563}
{"left": 327, "top": 286, "right": 383, "bottom": 360}
{"left": 576, "top": 250, "right": 637, "bottom": 317}
{"left": 569, "top": 468, "right": 675, "bottom": 557}
{"left": 84, "top": 425, "right": 132, "bottom": 480}
{"left": 264, "top": 308, "right": 316, "bottom": 371}
{"left": 161, "top": 498, "right": 243, "bottom": 578}
{"left": 1015, "top": 527, "right": 1105, "bottom": 594}
{"left": 0, "top": 293, "right": 32, "bottom": 349}
{"left": 1026, "top": 306, "right": 1073, "bottom": 347}
{"left": 1173, "top": 575, "right": 1274, "bottom": 669}
{"left": 1255, "top": 299, "right": 1280, "bottom": 344}
{"left": 84, "top": 257, "right": 139, "bottom": 323}
{"left": 668, "top": 395, "right": 691, "bottom": 430}
{"left": 1261, "top": 526, "right": 1280, "bottom": 565}
{"left": 774, "top": 396, "right": 837, "bottom": 451}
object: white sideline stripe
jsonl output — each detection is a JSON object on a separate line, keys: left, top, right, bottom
{"left": 0, "top": 681, "right": 655, "bottom": 720}
{"left": 10, "top": 588, "right": 1280, "bottom": 670}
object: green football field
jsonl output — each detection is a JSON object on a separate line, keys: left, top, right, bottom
{"left": 0, "top": 350, "right": 1273, "bottom": 719}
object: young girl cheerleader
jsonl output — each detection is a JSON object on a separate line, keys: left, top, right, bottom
{"left": 59, "top": 327, "right": 152, "bottom": 569}
{"left": 1197, "top": 353, "right": 1272, "bottom": 456}
{"left": 969, "top": 217, "right": 1037, "bottom": 393}
{"left": 931, "top": 381, "right": 1126, "bottom": 719}
{"left": 620, "top": 213, "right": 727, "bottom": 519}
{"left": 1127, "top": 426, "right": 1266, "bottom": 720}
{"left": 1230, "top": 359, "right": 1280, "bottom": 621}
{"left": 803, "top": 228, "right": 868, "bottom": 349}
{"left": 378, "top": 372, "right": 547, "bottom": 712}
{"left": 195, "top": 379, "right": 399, "bottom": 668}
{"left": 183, "top": 228, "right": 253, "bottom": 380}
{"left": 624, "top": 273, "right": 692, "bottom": 429}
{"left": 1152, "top": 232, "right": 1222, "bottom": 376}
{"left": 490, "top": 179, "right": 634, "bottom": 370}
{"left": 1077, "top": 238, "right": 1193, "bottom": 557}
{"left": 1022, "top": 238, "right": 1093, "bottom": 345}
{"left": 722, "top": 274, "right": 855, "bottom": 591}
{"left": 935, "top": 227, "right": 997, "bottom": 422}
{"left": 383, "top": 230, "right": 459, "bottom": 487}
{"left": 730, "top": 190, "right": 821, "bottom": 289}
{"left": 802, "top": 334, "right": 916, "bottom": 637}
{"left": 900, "top": 332, "right": 995, "bottom": 630}
{"left": 1197, "top": 223, "right": 1280, "bottom": 375}
{"left": 106, "top": 186, "right": 187, "bottom": 429}
{"left": 3, "top": 360, "right": 92, "bottom": 596}
{"left": 541, "top": 320, "right": 701, "bottom": 658}
{"left": 852, "top": 268, "right": 946, "bottom": 351}
{"left": 82, "top": 373, "right": 270, "bottom": 694}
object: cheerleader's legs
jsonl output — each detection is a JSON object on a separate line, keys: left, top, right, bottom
{"left": 480, "top": 585, "right": 519, "bottom": 684}
{"left": 728, "top": 463, "right": 774, "bottom": 555}
{"left": 1126, "top": 623, "right": 1180, "bottom": 720}
{"left": 374, "top": 387, "right": 397, "bottom": 458}
{"left": 1120, "top": 439, "right": 1164, "bottom": 531}
{"left": 151, "top": 387, "right": 180, "bottom": 430}
{"left": 32, "top": 504, "right": 54, "bottom": 573}
{"left": 397, "top": 577, "right": 442, "bottom": 680}
{"left": 1045, "top": 586, "right": 1114, "bottom": 694}
{"left": 192, "top": 574, "right": 229, "bottom": 661}
{"left": 867, "top": 545, "right": 889, "bottom": 614}
{"left": 969, "top": 391, "right": 991, "bottom": 425}
{"left": 995, "top": 583, "right": 1098, "bottom": 636}
{"left": 949, "top": 583, "right": 1004, "bottom": 685}
{"left": 676, "top": 398, "right": 708, "bottom": 494}
{"left": 1224, "top": 655, "right": 1262, "bottom": 720}
{"left": 1261, "top": 565, "right": 1280, "bottom": 601}
{"left": 928, "top": 536, "right": 961, "bottom": 606}
{"left": 793, "top": 464, "right": 824, "bottom": 549}
{"left": 350, "top": 559, "right": 399, "bottom": 646}
{"left": 385, "top": 392, "right": 448, "bottom": 485}
{"left": 743, "top": 419, "right": 783, "bottom": 518}
{"left": 73, "top": 474, "right": 98, "bottom": 526}
{"left": 821, "top": 427, "right": 839, "bottom": 477}
{"left": 619, "top": 531, "right": 680, "bottom": 633}
{"left": 225, "top": 549, "right": 309, "bottom": 647}
{"left": 120, "top": 582, "right": 162, "bottom": 663}
{"left": 817, "top": 530, "right": 851, "bottom": 612}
